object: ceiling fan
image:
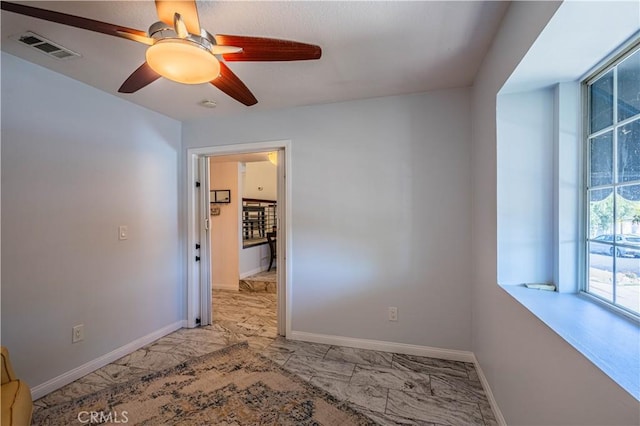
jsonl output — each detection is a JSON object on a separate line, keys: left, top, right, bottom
{"left": 0, "top": 0, "right": 322, "bottom": 106}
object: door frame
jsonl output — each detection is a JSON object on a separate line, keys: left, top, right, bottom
{"left": 186, "top": 140, "right": 292, "bottom": 336}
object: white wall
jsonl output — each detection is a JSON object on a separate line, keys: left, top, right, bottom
{"left": 239, "top": 244, "right": 269, "bottom": 278}
{"left": 1, "top": 53, "right": 182, "bottom": 388}
{"left": 243, "top": 161, "right": 277, "bottom": 200}
{"left": 497, "top": 89, "right": 555, "bottom": 285}
{"left": 553, "top": 82, "right": 581, "bottom": 293}
{"left": 471, "top": 2, "right": 639, "bottom": 424}
{"left": 183, "top": 89, "right": 472, "bottom": 350}
{"left": 210, "top": 161, "right": 240, "bottom": 290}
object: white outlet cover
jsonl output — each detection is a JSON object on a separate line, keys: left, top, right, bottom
{"left": 388, "top": 307, "right": 398, "bottom": 321}
{"left": 72, "top": 324, "right": 84, "bottom": 343}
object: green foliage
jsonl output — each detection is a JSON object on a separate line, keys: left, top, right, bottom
{"left": 590, "top": 192, "right": 640, "bottom": 236}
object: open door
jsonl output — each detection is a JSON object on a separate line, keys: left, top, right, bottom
{"left": 198, "top": 157, "right": 212, "bottom": 326}
{"left": 276, "top": 149, "right": 286, "bottom": 335}
{"left": 187, "top": 141, "right": 290, "bottom": 335}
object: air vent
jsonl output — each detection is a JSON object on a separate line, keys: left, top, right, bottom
{"left": 12, "top": 31, "right": 80, "bottom": 60}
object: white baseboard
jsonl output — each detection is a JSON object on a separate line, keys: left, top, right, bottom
{"left": 239, "top": 266, "right": 268, "bottom": 279}
{"left": 288, "top": 331, "right": 475, "bottom": 362}
{"left": 472, "top": 355, "right": 507, "bottom": 426}
{"left": 31, "top": 320, "right": 185, "bottom": 400}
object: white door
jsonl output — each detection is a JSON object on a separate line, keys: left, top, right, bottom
{"left": 198, "top": 157, "right": 212, "bottom": 326}
{"left": 276, "top": 149, "right": 286, "bottom": 335}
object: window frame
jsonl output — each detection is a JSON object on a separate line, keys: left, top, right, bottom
{"left": 583, "top": 37, "right": 640, "bottom": 320}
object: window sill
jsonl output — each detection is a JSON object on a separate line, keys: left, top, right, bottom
{"left": 500, "top": 284, "right": 639, "bottom": 400}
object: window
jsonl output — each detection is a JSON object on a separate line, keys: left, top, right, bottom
{"left": 586, "top": 39, "right": 640, "bottom": 316}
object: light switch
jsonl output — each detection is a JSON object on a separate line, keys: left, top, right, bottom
{"left": 118, "top": 225, "right": 128, "bottom": 240}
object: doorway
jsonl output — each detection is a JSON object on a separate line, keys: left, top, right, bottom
{"left": 186, "top": 141, "right": 290, "bottom": 337}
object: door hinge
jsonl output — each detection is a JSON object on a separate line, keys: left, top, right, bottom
{"left": 195, "top": 181, "right": 201, "bottom": 188}
{"left": 195, "top": 256, "right": 200, "bottom": 262}
{"left": 195, "top": 317, "right": 201, "bottom": 325}
{"left": 195, "top": 243, "right": 200, "bottom": 250}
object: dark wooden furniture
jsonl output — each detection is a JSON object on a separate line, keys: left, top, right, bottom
{"left": 267, "top": 231, "right": 277, "bottom": 271}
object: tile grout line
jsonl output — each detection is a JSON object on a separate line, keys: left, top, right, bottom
{"left": 383, "top": 387, "right": 390, "bottom": 416}
{"left": 477, "top": 401, "right": 488, "bottom": 426}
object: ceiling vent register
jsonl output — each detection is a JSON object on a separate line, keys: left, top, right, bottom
{"left": 14, "top": 31, "right": 80, "bottom": 60}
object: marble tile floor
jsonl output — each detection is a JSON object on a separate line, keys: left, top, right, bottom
{"left": 33, "top": 290, "right": 497, "bottom": 425}
{"left": 239, "top": 268, "right": 277, "bottom": 293}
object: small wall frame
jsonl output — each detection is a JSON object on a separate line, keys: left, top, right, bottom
{"left": 210, "top": 189, "right": 231, "bottom": 204}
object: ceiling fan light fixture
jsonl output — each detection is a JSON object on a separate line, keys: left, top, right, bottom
{"left": 145, "top": 38, "right": 220, "bottom": 85}
{"left": 1, "top": 1, "right": 322, "bottom": 106}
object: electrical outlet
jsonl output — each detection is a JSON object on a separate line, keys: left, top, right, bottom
{"left": 72, "top": 324, "right": 84, "bottom": 343}
{"left": 388, "top": 307, "right": 398, "bottom": 321}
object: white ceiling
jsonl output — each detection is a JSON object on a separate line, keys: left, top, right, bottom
{"left": 1, "top": 1, "right": 509, "bottom": 121}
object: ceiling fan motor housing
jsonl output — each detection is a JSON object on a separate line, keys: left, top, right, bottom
{"left": 148, "top": 21, "right": 218, "bottom": 49}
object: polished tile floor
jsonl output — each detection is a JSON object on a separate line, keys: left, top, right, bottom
{"left": 239, "top": 268, "right": 277, "bottom": 293}
{"left": 34, "top": 290, "right": 497, "bottom": 425}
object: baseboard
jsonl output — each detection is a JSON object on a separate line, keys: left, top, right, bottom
{"left": 212, "top": 282, "right": 239, "bottom": 291}
{"left": 239, "top": 266, "right": 268, "bottom": 279}
{"left": 288, "top": 331, "right": 475, "bottom": 363}
{"left": 472, "top": 355, "right": 507, "bottom": 426}
{"left": 31, "top": 320, "right": 184, "bottom": 400}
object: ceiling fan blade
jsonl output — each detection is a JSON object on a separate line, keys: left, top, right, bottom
{"left": 210, "top": 62, "right": 258, "bottom": 106}
{"left": 215, "top": 35, "right": 322, "bottom": 62}
{"left": 0, "top": 1, "right": 151, "bottom": 45}
{"left": 155, "top": 0, "right": 200, "bottom": 35}
{"left": 210, "top": 45, "right": 243, "bottom": 55}
{"left": 118, "top": 62, "right": 161, "bottom": 94}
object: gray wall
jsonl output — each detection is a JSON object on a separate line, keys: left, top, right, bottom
{"left": 1, "top": 53, "right": 183, "bottom": 388}
{"left": 471, "top": 2, "right": 639, "bottom": 424}
{"left": 183, "top": 89, "right": 473, "bottom": 350}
